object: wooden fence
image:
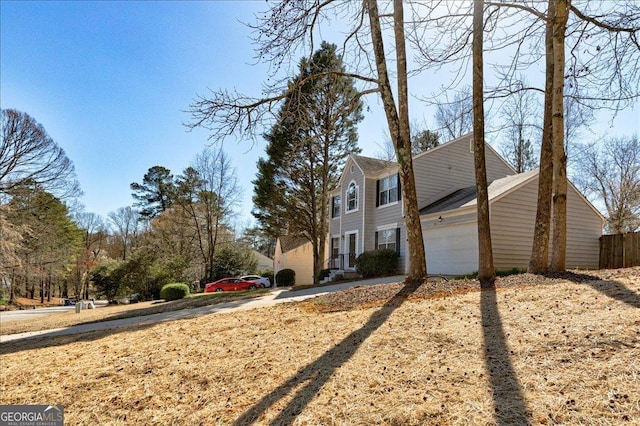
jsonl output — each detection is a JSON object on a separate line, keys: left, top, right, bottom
{"left": 599, "top": 232, "right": 640, "bottom": 269}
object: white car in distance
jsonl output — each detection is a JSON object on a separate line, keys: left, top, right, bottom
{"left": 240, "top": 275, "right": 272, "bottom": 288}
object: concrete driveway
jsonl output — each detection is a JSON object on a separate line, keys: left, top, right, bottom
{"left": 0, "top": 275, "right": 405, "bottom": 344}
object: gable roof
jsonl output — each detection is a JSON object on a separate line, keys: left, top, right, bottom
{"left": 278, "top": 235, "right": 310, "bottom": 253}
{"left": 352, "top": 155, "right": 397, "bottom": 175}
{"left": 420, "top": 169, "right": 538, "bottom": 215}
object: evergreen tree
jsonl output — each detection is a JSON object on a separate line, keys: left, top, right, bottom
{"left": 412, "top": 129, "right": 440, "bottom": 154}
{"left": 130, "top": 166, "right": 175, "bottom": 220}
{"left": 252, "top": 42, "right": 363, "bottom": 281}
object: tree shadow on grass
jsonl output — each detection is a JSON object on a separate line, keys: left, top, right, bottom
{"left": 481, "top": 287, "right": 532, "bottom": 425}
{"left": 546, "top": 271, "right": 640, "bottom": 309}
{"left": 0, "top": 321, "right": 160, "bottom": 356}
{"left": 233, "top": 281, "right": 421, "bottom": 426}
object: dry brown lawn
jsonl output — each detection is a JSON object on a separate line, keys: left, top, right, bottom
{"left": 1, "top": 268, "right": 639, "bottom": 425}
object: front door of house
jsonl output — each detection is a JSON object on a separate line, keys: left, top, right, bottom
{"left": 347, "top": 233, "right": 356, "bottom": 269}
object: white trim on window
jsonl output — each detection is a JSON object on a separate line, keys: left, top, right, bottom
{"left": 345, "top": 180, "right": 359, "bottom": 213}
{"left": 378, "top": 200, "right": 399, "bottom": 209}
{"left": 377, "top": 174, "right": 399, "bottom": 208}
{"left": 377, "top": 223, "right": 399, "bottom": 231}
{"left": 377, "top": 228, "right": 398, "bottom": 250}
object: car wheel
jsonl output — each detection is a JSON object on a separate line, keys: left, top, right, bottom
{"left": 249, "top": 285, "right": 256, "bottom": 290}
{"left": 215, "top": 288, "right": 223, "bottom": 292}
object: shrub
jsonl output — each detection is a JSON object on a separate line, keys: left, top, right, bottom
{"left": 275, "top": 268, "right": 295, "bottom": 287}
{"left": 355, "top": 249, "right": 399, "bottom": 278}
{"left": 159, "top": 283, "right": 190, "bottom": 301}
{"left": 317, "top": 268, "right": 337, "bottom": 281}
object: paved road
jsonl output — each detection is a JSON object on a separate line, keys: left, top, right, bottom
{"left": 0, "top": 301, "right": 108, "bottom": 322}
{"left": 0, "top": 275, "right": 404, "bottom": 344}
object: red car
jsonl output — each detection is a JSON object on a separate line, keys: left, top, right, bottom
{"left": 204, "top": 278, "right": 258, "bottom": 293}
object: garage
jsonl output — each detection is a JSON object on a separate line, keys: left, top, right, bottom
{"left": 423, "top": 221, "right": 478, "bottom": 276}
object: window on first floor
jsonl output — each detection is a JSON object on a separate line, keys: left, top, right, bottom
{"left": 376, "top": 228, "right": 400, "bottom": 252}
{"left": 331, "top": 237, "right": 340, "bottom": 257}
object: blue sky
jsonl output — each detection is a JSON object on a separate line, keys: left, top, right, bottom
{"left": 1, "top": 1, "right": 638, "bottom": 228}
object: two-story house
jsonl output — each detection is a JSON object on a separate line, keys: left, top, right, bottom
{"left": 276, "top": 133, "right": 604, "bottom": 283}
{"left": 329, "top": 132, "right": 605, "bottom": 275}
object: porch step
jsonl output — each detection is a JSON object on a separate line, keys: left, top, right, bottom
{"left": 329, "top": 270, "right": 344, "bottom": 282}
{"left": 342, "top": 271, "right": 361, "bottom": 280}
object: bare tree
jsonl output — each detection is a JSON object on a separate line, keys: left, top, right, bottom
{"left": 175, "top": 146, "right": 242, "bottom": 282}
{"left": 529, "top": 1, "right": 556, "bottom": 274}
{"left": 1, "top": 109, "right": 80, "bottom": 200}
{"left": 434, "top": 88, "right": 474, "bottom": 140}
{"left": 574, "top": 135, "right": 640, "bottom": 233}
{"left": 0, "top": 205, "right": 26, "bottom": 302}
{"left": 499, "top": 78, "right": 541, "bottom": 173}
{"left": 187, "top": 0, "right": 429, "bottom": 281}
{"left": 472, "top": 0, "right": 496, "bottom": 287}
{"left": 563, "top": 95, "right": 594, "bottom": 173}
{"left": 108, "top": 206, "right": 140, "bottom": 261}
{"left": 549, "top": 0, "right": 571, "bottom": 272}
{"left": 476, "top": 0, "right": 640, "bottom": 272}
{"left": 73, "top": 212, "right": 107, "bottom": 299}
{"left": 375, "top": 121, "right": 440, "bottom": 161}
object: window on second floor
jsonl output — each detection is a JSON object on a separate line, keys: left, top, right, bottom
{"left": 346, "top": 182, "right": 358, "bottom": 212}
{"left": 331, "top": 195, "right": 341, "bottom": 218}
{"left": 377, "top": 174, "right": 399, "bottom": 207}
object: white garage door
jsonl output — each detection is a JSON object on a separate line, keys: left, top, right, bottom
{"left": 424, "top": 222, "right": 478, "bottom": 275}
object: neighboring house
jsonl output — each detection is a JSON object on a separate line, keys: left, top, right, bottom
{"left": 251, "top": 250, "right": 274, "bottom": 272}
{"left": 325, "top": 133, "right": 604, "bottom": 276}
{"left": 274, "top": 235, "right": 316, "bottom": 285}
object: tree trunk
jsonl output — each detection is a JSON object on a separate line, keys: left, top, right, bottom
{"left": 473, "top": 0, "right": 496, "bottom": 288}
{"left": 367, "top": 0, "right": 427, "bottom": 282}
{"left": 47, "top": 271, "right": 51, "bottom": 303}
{"left": 10, "top": 268, "right": 15, "bottom": 303}
{"left": 550, "top": 0, "right": 569, "bottom": 272}
{"left": 394, "top": 0, "right": 427, "bottom": 282}
{"left": 529, "top": 0, "right": 555, "bottom": 274}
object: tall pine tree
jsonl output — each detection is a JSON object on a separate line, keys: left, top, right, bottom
{"left": 252, "top": 42, "right": 363, "bottom": 281}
